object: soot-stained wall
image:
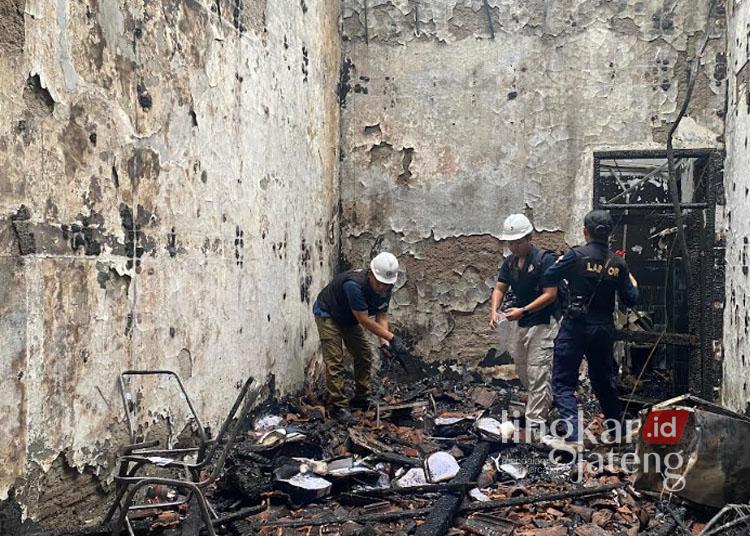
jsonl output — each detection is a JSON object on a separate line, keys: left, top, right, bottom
{"left": 339, "top": 0, "right": 726, "bottom": 361}
{"left": 722, "top": 0, "right": 750, "bottom": 412}
{"left": 0, "top": 0, "right": 340, "bottom": 524}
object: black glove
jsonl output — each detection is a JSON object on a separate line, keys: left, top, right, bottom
{"left": 389, "top": 336, "right": 408, "bottom": 355}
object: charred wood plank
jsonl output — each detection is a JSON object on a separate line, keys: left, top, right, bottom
{"left": 614, "top": 329, "right": 698, "bottom": 347}
{"left": 414, "top": 441, "right": 494, "bottom": 536}
{"left": 600, "top": 202, "right": 707, "bottom": 210}
{"left": 371, "top": 451, "right": 422, "bottom": 467}
{"left": 461, "top": 482, "right": 626, "bottom": 513}
{"left": 241, "top": 482, "right": 625, "bottom": 532}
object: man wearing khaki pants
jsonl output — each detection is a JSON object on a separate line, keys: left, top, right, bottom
{"left": 313, "top": 252, "right": 408, "bottom": 423}
{"left": 489, "top": 214, "right": 559, "bottom": 441}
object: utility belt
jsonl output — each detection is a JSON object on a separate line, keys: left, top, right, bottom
{"left": 565, "top": 295, "right": 590, "bottom": 320}
{"left": 565, "top": 295, "right": 616, "bottom": 324}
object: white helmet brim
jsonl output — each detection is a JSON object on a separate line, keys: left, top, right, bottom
{"left": 499, "top": 230, "right": 532, "bottom": 241}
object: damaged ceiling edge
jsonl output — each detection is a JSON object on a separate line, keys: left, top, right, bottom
{"left": 342, "top": 0, "right": 721, "bottom": 48}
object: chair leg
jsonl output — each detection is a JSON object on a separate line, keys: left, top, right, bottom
{"left": 102, "top": 484, "right": 127, "bottom": 526}
{"left": 104, "top": 462, "right": 145, "bottom": 526}
{"left": 112, "top": 480, "right": 153, "bottom": 536}
{"left": 190, "top": 486, "right": 217, "bottom": 536}
{"left": 156, "top": 482, "right": 216, "bottom": 536}
{"left": 110, "top": 479, "right": 216, "bottom": 536}
{"left": 206, "top": 499, "right": 219, "bottom": 519}
{"left": 111, "top": 512, "right": 123, "bottom": 536}
{"left": 124, "top": 517, "right": 137, "bottom": 536}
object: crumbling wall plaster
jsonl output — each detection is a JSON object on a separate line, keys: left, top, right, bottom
{"left": 0, "top": 0, "right": 341, "bottom": 524}
{"left": 722, "top": 0, "right": 750, "bottom": 413}
{"left": 340, "top": 0, "right": 726, "bottom": 360}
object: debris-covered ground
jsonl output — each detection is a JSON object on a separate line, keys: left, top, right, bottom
{"left": 20, "top": 352, "right": 746, "bottom": 536}
{"left": 192, "top": 352, "right": 726, "bottom": 536}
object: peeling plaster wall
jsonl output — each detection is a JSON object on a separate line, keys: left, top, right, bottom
{"left": 0, "top": 0, "right": 340, "bottom": 524}
{"left": 339, "top": 0, "right": 726, "bottom": 360}
{"left": 722, "top": 0, "right": 750, "bottom": 412}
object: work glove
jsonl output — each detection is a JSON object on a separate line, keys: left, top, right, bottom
{"left": 389, "top": 335, "right": 408, "bottom": 356}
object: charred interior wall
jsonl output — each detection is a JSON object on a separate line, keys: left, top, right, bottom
{"left": 339, "top": 0, "right": 726, "bottom": 361}
{"left": 0, "top": 0, "right": 341, "bottom": 524}
{"left": 722, "top": 0, "right": 750, "bottom": 412}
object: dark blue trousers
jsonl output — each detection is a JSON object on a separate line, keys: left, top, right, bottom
{"left": 552, "top": 319, "right": 622, "bottom": 441}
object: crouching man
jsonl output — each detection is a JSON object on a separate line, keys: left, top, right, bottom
{"left": 313, "top": 252, "right": 408, "bottom": 422}
{"left": 490, "top": 214, "right": 559, "bottom": 441}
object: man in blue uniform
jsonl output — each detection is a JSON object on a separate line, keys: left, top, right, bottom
{"left": 541, "top": 210, "right": 639, "bottom": 448}
{"left": 313, "top": 252, "right": 409, "bottom": 422}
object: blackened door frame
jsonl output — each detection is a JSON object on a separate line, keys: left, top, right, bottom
{"left": 593, "top": 148, "right": 724, "bottom": 400}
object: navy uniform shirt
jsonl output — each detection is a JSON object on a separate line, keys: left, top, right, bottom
{"left": 542, "top": 241, "right": 638, "bottom": 323}
{"left": 497, "top": 245, "right": 557, "bottom": 328}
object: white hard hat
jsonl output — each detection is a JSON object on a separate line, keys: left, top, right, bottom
{"left": 499, "top": 214, "right": 533, "bottom": 241}
{"left": 370, "top": 252, "right": 399, "bottom": 285}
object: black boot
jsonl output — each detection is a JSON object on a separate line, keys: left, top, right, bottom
{"left": 330, "top": 406, "right": 355, "bottom": 424}
{"left": 350, "top": 395, "right": 376, "bottom": 410}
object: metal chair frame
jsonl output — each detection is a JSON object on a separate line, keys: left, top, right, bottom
{"left": 104, "top": 371, "right": 258, "bottom": 536}
{"left": 119, "top": 370, "right": 210, "bottom": 457}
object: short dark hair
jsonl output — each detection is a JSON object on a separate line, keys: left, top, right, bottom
{"left": 584, "top": 210, "right": 613, "bottom": 240}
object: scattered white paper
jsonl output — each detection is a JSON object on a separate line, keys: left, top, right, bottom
{"left": 280, "top": 473, "right": 332, "bottom": 497}
{"left": 425, "top": 452, "right": 460, "bottom": 483}
{"left": 395, "top": 468, "right": 428, "bottom": 488}
{"left": 475, "top": 418, "right": 515, "bottom": 441}
{"left": 499, "top": 462, "right": 528, "bottom": 479}
{"left": 254, "top": 415, "right": 284, "bottom": 432}
{"left": 146, "top": 456, "right": 175, "bottom": 467}
{"left": 469, "top": 487, "right": 491, "bottom": 502}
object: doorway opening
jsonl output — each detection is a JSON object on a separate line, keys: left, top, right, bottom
{"left": 593, "top": 149, "right": 724, "bottom": 401}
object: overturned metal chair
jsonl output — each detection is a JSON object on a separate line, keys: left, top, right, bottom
{"left": 103, "top": 370, "right": 259, "bottom": 536}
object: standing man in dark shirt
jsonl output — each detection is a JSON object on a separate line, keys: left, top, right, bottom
{"left": 490, "top": 214, "right": 559, "bottom": 440}
{"left": 313, "top": 252, "right": 408, "bottom": 421}
{"left": 541, "top": 210, "right": 639, "bottom": 449}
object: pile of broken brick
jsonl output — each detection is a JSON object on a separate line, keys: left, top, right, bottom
{"left": 192, "top": 352, "right": 743, "bottom": 536}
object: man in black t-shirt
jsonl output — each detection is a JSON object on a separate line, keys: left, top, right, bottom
{"left": 313, "top": 252, "right": 408, "bottom": 422}
{"left": 489, "top": 214, "right": 559, "bottom": 440}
